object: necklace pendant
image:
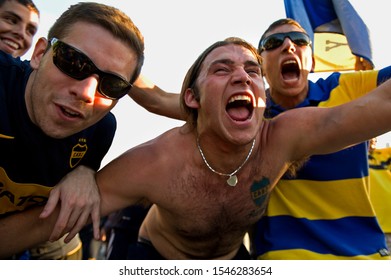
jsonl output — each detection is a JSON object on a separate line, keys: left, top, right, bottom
{"left": 227, "top": 175, "right": 238, "bottom": 187}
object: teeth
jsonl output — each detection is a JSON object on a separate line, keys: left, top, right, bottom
{"left": 63, "top": 107, "right": 80, "bottom": 117}
{"left": 2, "top": 39, "right": 19, "bottom": 49}
{"left": 282, "top": 60, "right": 296, "bottom": 65}
{"left": 228, "top": 95, "right": 251, "bottom": 104}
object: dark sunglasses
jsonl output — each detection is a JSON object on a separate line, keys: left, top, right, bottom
{"left": 50, "top": 38, "right": 132, "bottom": 100}
{"left": 259, "top": 31, "right": 311, "bottom": 52}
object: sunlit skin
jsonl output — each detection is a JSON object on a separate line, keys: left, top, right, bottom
{"left": 25, "top": 21, "right": 138, "bottom": 139}
{"left": 188, "top": 44, "right": 266, "bottom": 147}
{"left": 260, "top": 24, "right": 315, "bottom": 109}
{"left": 0, "top": 0, "right": 39, "bottom": 57}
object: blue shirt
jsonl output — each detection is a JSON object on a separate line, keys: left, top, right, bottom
{"left": 0, "top": 51, "right": 116, "bottom": 216}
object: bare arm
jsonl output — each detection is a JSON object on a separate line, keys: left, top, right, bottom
{"left": 128, "top": 74, "right": 185, "bottom": 120}
{"left": 98, "top": 131, "right": 176, "bottom": 217}
{"left": 0, "top": 206, "right": 58, "bottom": 259}
{"left": 276, "top": 77, "right": 391, "bottom": 161}
{"left": 0, "top": 165, "right": 103, "bottom": 258}
{"left": 98, "top": 145, "right": 154, "bottom": 217}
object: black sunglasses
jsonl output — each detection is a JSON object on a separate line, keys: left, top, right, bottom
{"left": 259, "top": 31, "right": 311, "bottom": 52}
{"left": 50, "top": 38, "right": 132, "bottom": 100}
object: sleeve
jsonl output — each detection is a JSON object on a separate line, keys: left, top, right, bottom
{"left": 377, "top": 65, "right": 391, "bottom": 85}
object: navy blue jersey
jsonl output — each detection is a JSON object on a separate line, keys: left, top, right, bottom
{"left": 0, "top": 51, "right": 116, "bottom": 215}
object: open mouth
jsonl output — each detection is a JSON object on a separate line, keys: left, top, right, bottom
{"left": 281, "top": 59, "right": 300, "bottom": 81}
{"left": 226, "top": 94, "right": 254, "bottom": 121}
{"left": 60, "top": 106, "right": 81, "bottom": 118}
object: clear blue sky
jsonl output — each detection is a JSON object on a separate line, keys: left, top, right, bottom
{"left": 26, "top": 0, "right": 391, "bottom": 165}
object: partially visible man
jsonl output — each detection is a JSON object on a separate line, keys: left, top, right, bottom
{"left": 250, "top": 18, "right": 391, "bottom": 260}
{"left": 0, "top": 2, "right": 144, "bottom": 259}
{"left": 0, "top": 0, "right": 39, "bottom": 57}
{"left": 368, "top": 138, "right": 391, "bottom": 250}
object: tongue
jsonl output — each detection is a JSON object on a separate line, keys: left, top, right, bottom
{"left": 282, "top": 71, "right": 298, "bottom": 81}
{"left": 227, "top": 107, "right": 250, "bottom": 121}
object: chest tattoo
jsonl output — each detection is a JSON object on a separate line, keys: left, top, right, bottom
{"left": 251, "top": 177, "right": 270, "bottom": 207}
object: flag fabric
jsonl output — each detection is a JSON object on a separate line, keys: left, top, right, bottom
{"left": 284, "top": 0, "right": 374, "bottom": 72}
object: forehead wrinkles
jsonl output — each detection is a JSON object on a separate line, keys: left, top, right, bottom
{"left": 200, "top": 45, "right": 260, "bottom": 76}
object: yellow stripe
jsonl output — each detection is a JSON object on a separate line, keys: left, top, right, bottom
{"left": 66, "top": 240, "right": 83, "bottom": 257}
{"left": 319, "top": 70, "right": 378, "bottom": 107}
{"left": 258, "top": 249, "right": 390, "bottom": 260}
{"left": 0, "top": 133, "right": 14, "bottom": 139}
{"left": 267, "top": 177, "right": 374, "bottom": 219}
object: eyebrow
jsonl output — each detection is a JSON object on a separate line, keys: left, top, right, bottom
{"left": 1, "top": 10, "right": 38, "bottom": 32}
{"left": 210, "top": 58, "right": 261, "bottom": 68}
{"left": 1, "top": 10, "right": 23, "bottom": 21}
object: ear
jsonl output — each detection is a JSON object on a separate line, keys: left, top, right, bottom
{"left": 184, "top": 88, "right": 200, "bottom": 109}
{"left": 29, "top": 37, "right": 49, "bottom": 69}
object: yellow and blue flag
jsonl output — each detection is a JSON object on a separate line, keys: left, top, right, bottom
{"left": 284, "top": 0, "right": 374, "bottom": 72}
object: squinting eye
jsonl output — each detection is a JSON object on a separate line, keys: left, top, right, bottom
{"left": 247, "top": 68, "right": 261, "bottom": 75}
{"left": 215, "top": 67, "right": 229, "bottom": 73}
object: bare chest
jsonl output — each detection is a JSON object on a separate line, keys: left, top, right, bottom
{"left": 159, "top": 169, "right": 271, "bottom": 239}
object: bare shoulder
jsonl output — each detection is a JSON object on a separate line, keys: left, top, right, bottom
{"left": 98, "top": 126, "right": 185, "bottom": 214}
{"left": 111, "top": 127, "right": 183, "bottom": 170}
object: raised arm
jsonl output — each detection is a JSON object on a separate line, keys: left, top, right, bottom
{"left": 276, "top": 77, "right": 391, "bottom": 162}
{"left": 128, "top": 74, "right": 184, "bottom": 120}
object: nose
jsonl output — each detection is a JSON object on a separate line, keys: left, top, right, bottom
{"left": 71, "top": 76, "right": 99, "bottom": 103}
{"left": 281, "top": 38, "right": 297, "bottom": 53}
{"left": 232, "top": 67, "right": 252, "bottom": 85}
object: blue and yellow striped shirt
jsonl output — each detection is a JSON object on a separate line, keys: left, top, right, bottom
{"left": 253, "top": 69, "right": 391, "bottom": 259}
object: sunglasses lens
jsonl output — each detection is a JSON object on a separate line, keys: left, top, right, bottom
{"left": 53, "top": 41, "right": 94, "bottom": 80}
{"left": 261, "top": 32, "right": 311, "bottom": 51}
{"left": 262, "top": 36, "right": 283, "bottom": 51}
{"left": 99, "top": 75, "right": 131, "bottom": 99}
{"left": 289, "top": 32, "right": 310, "bottom": 46}
{"left": 52, "top": 39, "right": 132, "bottom": 100}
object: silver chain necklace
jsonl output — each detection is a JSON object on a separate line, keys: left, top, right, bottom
{"left": 196, "top": 137, "right": 256, "bottom": 187}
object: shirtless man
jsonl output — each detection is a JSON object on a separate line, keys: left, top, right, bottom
{"left": 95, "top": 37, "right": 391, "bottom": 259}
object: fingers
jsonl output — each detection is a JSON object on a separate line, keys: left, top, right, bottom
{"left": 91, "top": 206, "right": 101, "bottom": 240}
{"left": 40, "top": 188, "right": 60, "bottom": 218}
{"left": 45, "top": 166, "right": 101, "bottom": 242}
{"left": 64, "top": 210, "right": 89, "bottom": 243}
{"left": 63, "top": 205, "right": 101, "bottom": 243}
{"left": 49, "top": 200, "right": 101, "bottom": 242}
{"left": 49, "top": 203, "right": 73, "bottom": 241}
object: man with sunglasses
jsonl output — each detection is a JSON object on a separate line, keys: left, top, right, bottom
{"left": 0, "top": 0, "right": 39, "bottom": 58}
{"left": 0, "top": 2, "right": 144, "bottom": 259}
{"left": 249, "top": 18, "right": 391, "bottom": 260}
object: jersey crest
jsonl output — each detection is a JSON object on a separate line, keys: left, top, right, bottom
{"left": 70, "top": 139, "right": 88, "bottom": 168}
